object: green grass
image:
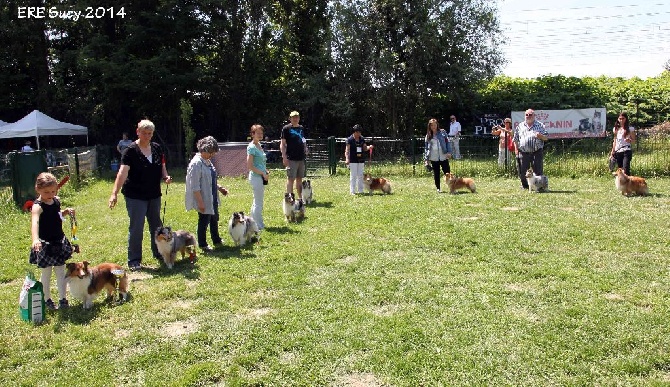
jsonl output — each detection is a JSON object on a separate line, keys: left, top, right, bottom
{"left": 1, "top": 173, "right": 670, "bottom": 385}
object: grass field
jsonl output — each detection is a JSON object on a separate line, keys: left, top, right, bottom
{"left": 1, "top": 172, "right": 670, "bottom": 386}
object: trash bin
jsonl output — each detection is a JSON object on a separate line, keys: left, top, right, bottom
{"left": 9, "top": 150, "right": 48, "bottom": 208}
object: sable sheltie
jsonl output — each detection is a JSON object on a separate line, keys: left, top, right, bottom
{"left": 155, "top": 226, "right": 197, "bottom": 269}
{"left": 301, "top": 180, "right": 313, "bottom": 204}
{"left": 363, "top": 173, "right": 392, "bottom": 194}
{"left": 525, "top": 168, "right": 548, "bottom": 193}
{"left": 228, "top": 211, "right": 260, "bottom": 246}
{"left": 613, "top": 168, "right": 648, "bottom": 196}
{"left": 445, "top": 173, "right": 476, "bottom": 194}
{"left": 65, "top": 261, "right": 128, "bottom": 309}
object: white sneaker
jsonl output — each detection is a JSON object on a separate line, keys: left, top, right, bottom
{"left": 437, "top": 188, "right": 441, "bottom": 193}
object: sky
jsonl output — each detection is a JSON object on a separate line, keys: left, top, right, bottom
{"left": 496, "top": 0, "right": 670, "bottom": 79}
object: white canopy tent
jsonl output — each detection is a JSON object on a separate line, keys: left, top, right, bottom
{"left": 0, "top": 120, "right": 8, "bottom": 126}
{"left": 0, "top": 110, "right": 88, "bottom": 149}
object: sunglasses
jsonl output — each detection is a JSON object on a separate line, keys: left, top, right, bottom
{"left": 525, "top": 113, "right": 534, "bottom": 117}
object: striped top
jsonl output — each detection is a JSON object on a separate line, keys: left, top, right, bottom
{"left": 513, "top": 120, "right": 548, "bottom": 153}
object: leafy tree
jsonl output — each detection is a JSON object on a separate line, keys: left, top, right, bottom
{"left": 327, "top": 0, "right": 504, "bottom": 137}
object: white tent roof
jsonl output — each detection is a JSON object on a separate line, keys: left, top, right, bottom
{"left": 0, "top": 110, "right": 88, "bottom": 149}
{"left": 0, "top": 120, "right": 8, "bottom": 126}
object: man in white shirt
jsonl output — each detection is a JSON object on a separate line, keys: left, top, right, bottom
{"left": 448, "top": 115, "right": 462, "bottom": 159}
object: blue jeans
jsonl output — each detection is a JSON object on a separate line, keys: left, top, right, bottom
{"left": 197, "top": 207, "right": 221, "bottom": 248}
{"left": 249, "top": 174, "right": 265, "bottom": 229}
{"left": 125, "top": 197, "right": 162, "bottom": 267}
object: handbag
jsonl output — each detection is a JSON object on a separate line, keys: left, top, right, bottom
{"left": 608, "top": 155, "right": 616, "bottom": 172}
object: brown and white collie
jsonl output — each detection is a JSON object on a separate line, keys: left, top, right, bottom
{"left": 613, "top": 168, "right": 648, "bottom": 196}
{"left": 65, "top": 261, "right": 128, "bottom": 309}
{"left": 445, "top": 173, "right": 476, "bottom": 194}
{"left": 363, "top": 173, "right": 392, "bottom": 194}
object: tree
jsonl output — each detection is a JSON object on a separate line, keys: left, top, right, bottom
{"left": 327, "top": 0, "right": 504, "bottom": 137}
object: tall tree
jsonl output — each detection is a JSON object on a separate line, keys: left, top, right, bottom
{"left": 328, "top": 0, "right": 504, "bottom": 137}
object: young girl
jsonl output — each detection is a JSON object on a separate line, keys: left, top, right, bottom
{"left": 30, "top": 172, "right": 74, "bottom": 310}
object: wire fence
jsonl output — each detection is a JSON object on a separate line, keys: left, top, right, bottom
{"left": 306, "top": 133, "right": 670, "bottom": 178}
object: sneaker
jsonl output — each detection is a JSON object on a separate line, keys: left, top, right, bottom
{"left": 45, "top": 298, "right": 57, "bottom": 310}
{"left": 58, "top": 299, "right": 69, "bottom": 309}
{"left": 437, "top": 188, "right": 441, "bottom": 193}
{"left": 200, "top": 245, "right": 214, "bottom": 253}
{"left": 129, "top": 263, "right": 141, "bottom": 272}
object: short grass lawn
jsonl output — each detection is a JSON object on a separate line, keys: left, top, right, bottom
{"left": 1, "top": 173, "right": 670, "bottom": 386}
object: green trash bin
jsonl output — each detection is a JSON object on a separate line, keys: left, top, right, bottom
{"left": 9, "top": 150, "right": 48, "bottom": 208}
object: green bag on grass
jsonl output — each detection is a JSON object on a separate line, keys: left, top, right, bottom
{"left": 19, "top": 272, "right": 45, "bottom": 323}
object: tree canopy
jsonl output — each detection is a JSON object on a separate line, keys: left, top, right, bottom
{"left": 0, "top": 0, "right": 667, "bottom": 153}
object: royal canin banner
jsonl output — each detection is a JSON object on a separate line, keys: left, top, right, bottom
{"left": 510, "top": 108, "right": 607, "bottom": 138}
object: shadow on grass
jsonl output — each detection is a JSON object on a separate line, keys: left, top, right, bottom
{"left": 307, "top": 201, "right": 333, "bottom": 208}
{"left": 264, "top": 226, "right": 299, "bottom": 234}
{"left": 53, "top": 294, "right": 133, "bottom": 326}
{"left": 539, "top": 190, "right": 578, "bottom": 194}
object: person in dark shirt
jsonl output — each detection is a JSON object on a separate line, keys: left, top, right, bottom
{"left": 345, "top": 124, "right": 372, "bottom": 195}
{"left": 108, "top": 119, "right": 172, "bottom": 271}
{"left": 280, "top": 111, "right": 308, "bottom": 197}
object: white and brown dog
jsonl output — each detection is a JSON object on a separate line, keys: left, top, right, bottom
{"left": 228, "top": 211, "right": 260, "bottom": 246}
{"left": 445, "top": 173, "right": 476, "bottom": 194}
{"left": 363, "top": 173, "right": 392, "bottom": 194}
{"left": 613, "top": 168, "right": 648, "bottom": 196}
{"left": 525, "top": 168, "right": 548, "bottom": 193}
{"left": 301, "top": 180, "right": 313, "bottom": 204}
{"left": 65, "top": 261, "right": 128, "bottom": 309}
{"left": 283, "top": 193, "right": 305, "bottom": 222}
{"left": 155, "top": 226, "right": 197, "bottom": 269}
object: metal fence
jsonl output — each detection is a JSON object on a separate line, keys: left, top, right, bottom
{"left": 305, "top": 133, "right": 670, "bottom": 178}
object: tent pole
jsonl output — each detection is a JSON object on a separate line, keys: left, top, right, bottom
{"left": 35, "top": 136, "right": 40, "bottom": 150}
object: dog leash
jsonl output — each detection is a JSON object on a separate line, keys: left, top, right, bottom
{"left": 161, "top": 181, "right": 169, "bottom": 225}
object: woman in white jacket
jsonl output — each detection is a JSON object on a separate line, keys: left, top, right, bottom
{"left": 185, "top": 136, "right": 228, "bottom": 252}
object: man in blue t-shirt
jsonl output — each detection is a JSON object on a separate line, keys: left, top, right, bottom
{"left": 280, "top": 111, "right": 308, "bottom": 197}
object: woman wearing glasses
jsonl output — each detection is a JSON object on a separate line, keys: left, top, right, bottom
{"left": 513, "top": 109, "right": 548, "bottom": 190}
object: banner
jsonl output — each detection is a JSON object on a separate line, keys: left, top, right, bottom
{"left": 511, "top": 108, "right": 607, "bottom": 139}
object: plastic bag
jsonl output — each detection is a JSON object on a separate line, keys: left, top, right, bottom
{"left": 19, "top": 273, "right": 45, "bottom": 323}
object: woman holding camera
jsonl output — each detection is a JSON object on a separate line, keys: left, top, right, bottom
{"left": 424, "top": 118, "right": 452, "bottom": 193}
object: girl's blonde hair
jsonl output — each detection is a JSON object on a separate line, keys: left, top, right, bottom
{"left": 35, "top": 172, "right": 57, "bottom": 190}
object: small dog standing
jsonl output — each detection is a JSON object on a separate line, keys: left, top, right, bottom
{"left": 525, "top": 169, "right": 548, "bottom": 193}
{"left": 155, "top": 226, "right": 197, "bottom": 269}
{"left": 613, "top": 168, "right": 648, "bottom": 196}
{"left": 444, "top": 173, "right": 476, "bottom": 194}
{"left": 65, "top": 261, "right": 128, "bottom": 309}
{"left": 228, "top": 211, "right": 260, "bottom": 246}
{"left": 363, "top": 173, "right": 392, "bottom": 194}
{"left": 283, "top": 192, "right": 297, "bottom": 222}
{"left": 301, "top": 180, "right": 313, "bottom": 204}
{"left": 283, "top": 193, "right": 306, "bottom": 222}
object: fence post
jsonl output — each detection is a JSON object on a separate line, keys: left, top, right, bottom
{"left": 327, "top": 136, "right": 336, "bottom": 175}
{"left": 411, "top": 137, "right": 417, "bottom": 175}
{"left": 73, "top": 147, "right": 80, "bottom": 190}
